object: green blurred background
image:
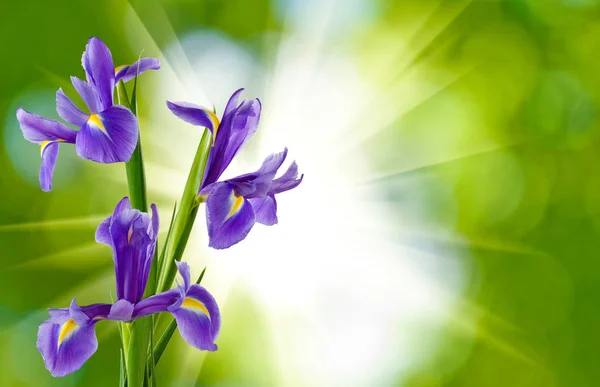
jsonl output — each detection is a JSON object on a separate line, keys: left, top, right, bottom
{"left": 1, "top": 0, "right": 600, "bottom": 386}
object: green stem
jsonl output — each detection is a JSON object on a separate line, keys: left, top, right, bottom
{"left": 117, "top": 78, "right": 154, "bottom": 387}
{"left": 118, "top": 81, "right": 147, "bottom": 212}
{"left": 157, "top": 130, "right": 211, "bottom": 293}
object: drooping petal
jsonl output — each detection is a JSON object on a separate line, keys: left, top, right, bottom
{"left": 206, "top": 182, "right": 256, "bottom": 249}
{"left": 75, "top": 105, "right": 138, "bottom": 163}
{"left": 81, "top": 37, "right": 115, "bottom": 111}
{"left": 115, "top": 57, "right": 161, "bottom": 83}
{"left": 39, "top": 141, "right": 60, "bottom": 192}
{"left": 37, "top": 300, "right": 108, "bottom": 378}
{"left": 169, "top": 285, "right": 220, "bottom": 351}
{"left": 249, "top": 195, "right": 278, "bottom": 226}
{"left": 37, "top": 319, "right": 97, "bottom": 377}
{"left": 71, "top": 76, "right": 103, "bottom": 114}
{"left": 16, "top": 108, "right": 77, "bottom": 143}
{"left": 56, "top": 89, "right": 88, "bottom": 127}
{"left": 166, "top": 101, "right": 219, "bottom": 134}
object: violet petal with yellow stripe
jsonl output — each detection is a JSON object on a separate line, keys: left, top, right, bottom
{"left": 203, "top": 148, "right": 303, "bottom": 249}
{"left": 37, "top": 299, "right": 111, "bottom": 377}
{"left": 132, "top": 262, "right": 221, "bottom": 351}
{"left": 75, "top": 105, "right": 138, "bottom": 163}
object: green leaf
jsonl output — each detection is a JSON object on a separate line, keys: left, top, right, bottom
{"left": 120, "top": 349, "right": 127, "bottom": 387}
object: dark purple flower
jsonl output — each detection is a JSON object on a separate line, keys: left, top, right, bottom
{"left": 95, "top": 197, "right": 159, "bottom": 305}
{"left": 166, "top": 88, "right": 261, "bottom": 189}
{"left": 167, "top": 90, "right": 302, "bottom": 249}
{"left": 37, "top": 198, "right": 221, "bottom": 377}
{"left": 16, "top": 37, "right": 160, "bottom": 191}
{"left": 203, "top": 148, "right": 303, "bottom": 249}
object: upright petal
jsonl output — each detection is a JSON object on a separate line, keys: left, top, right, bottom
{"left": 202, "top": 91, "right": 261, "bottom": 187}
{"left": 39, "top": 141, "right": 60, "bottom": 192}
{"left": 56, "top": 89, "right": 88, "bottom": 127}
{"left": 75, "top": 105, "right": 138, "bottom": 163}
{"left": 169, "top": 285, "right": 220, "bottom": 351}
{"left": 95, "top": 197, "right": 131, "bottom": 246}
{"left": 166, "top": 101, "right": 219, "bottom": 134}
{"left": 175, "top": 261, "right": 191, "bottom": 291}
{"left": 101, "top": 197, "right": 157, "bottom": 303}
{"left": 16, "top": 108, "right": 77, "bottom": 143}
{"left": 37, "top": 300, "right": 108, "bottom": 377}
{"left": 81, "top": 37, "right": 115, "bottom": 110}
{"left": 71, "top": 76, "right": 103, "bottom": 114}
{"left": 115, "top": 57, "right": 161, "bottom": 83}
{"left": 206, "top": 182, "right": 256, "bottom": 249}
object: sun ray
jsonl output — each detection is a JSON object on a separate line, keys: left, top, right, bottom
{"left": 9, "top": 242, "right": 108, "bottom": 270}
{"left": 0, "top": 215, "right": 107, "bottom": 232}
{"left": 364, "top": 141, "right": 522, "bottom": 183}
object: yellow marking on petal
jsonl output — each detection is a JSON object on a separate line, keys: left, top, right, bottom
{"left": 181, "top": 297, "right": 210, "bottom": 316}
{"left": 203, "top": 108, "right": 220, "bottom": 145}
{"left": 127, "top": 226, "right": 133, "bottom": 244}
{"left": 115, "top": 65, "right": 127, "bottom": 74}
{"left": 88, "top": 114, "right": 109, "bottom": 136}
{"left": 227, "top": 194, "right": 245, "bottom": 219}
{"left": 40, "top": 139, "right": 65, "bottom": 156}
{"left": 58, "top": 319, "right": 78, "bottom": 345}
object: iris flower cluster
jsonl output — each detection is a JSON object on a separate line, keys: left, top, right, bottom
{"left": 16, "top": 37, "right": 302, "bottom": 379}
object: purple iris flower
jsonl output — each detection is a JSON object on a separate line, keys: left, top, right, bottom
{"left": 167, "top": 89, "right": 303, "bottom": 249}
{"left": 37, "top": 198, "right": 220, "bottom": 377}
{"left": 16, "top": 37, "right": 160, "bottom": 192}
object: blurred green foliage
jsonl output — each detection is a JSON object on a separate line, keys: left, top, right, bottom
{"left": 2, "top": 0, "right": 600, "bottom": 386}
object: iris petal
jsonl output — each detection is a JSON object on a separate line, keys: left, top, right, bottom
{"left": 75, "top": 105, "right": 138, "bottom": 163}
{"left": 206, "top": 183, "right": 256, "bottom": 249}
{"left": 71, "top": 76, "right": 103, "bottom": 114}
{"left": 170, "top": 285, "right": 220, "bottom": 351}
{"left": 115, "top": 57, "right": 161, "bottom": 83}
{"left": 203, "top": 95, "right": 261, "bottom": 187}
{"left": 36, "top": 300, "right": 108, "bottom": 378}
{"left": 37, "top": 319, "right": 97, "bottom": 377}
{"left": 16, "top": 108, "right": 76, "bottom": 143}
{"left": 249, "top": 195, "right": 278, "bottom": 226}
{"left": 81, "top": 37, "right": 115, "bottom": 111}
{"left": 39, "top": 141, "right": 60, "bottom": 192}
{"left": 56, "top": 89, "right": 88, "bottom": 127}
{"left": 166, "top": 101, "right": 219, "bottom": 133}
